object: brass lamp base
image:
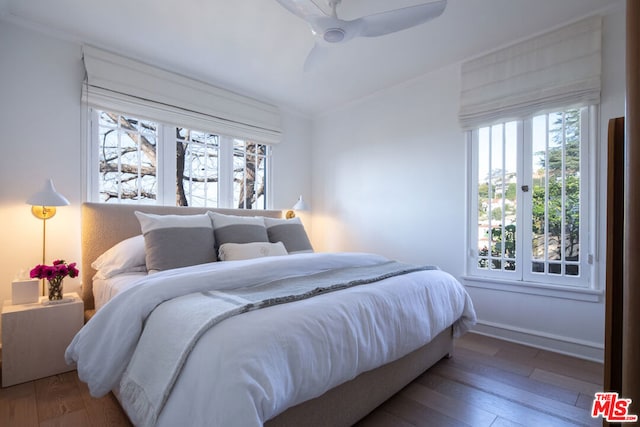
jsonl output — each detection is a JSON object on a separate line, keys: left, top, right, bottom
{"left": 285, "top": 210, "right": 295, "bottom": 219}
{"left": 31, "top": 205, "right": 56, "bottom": 295}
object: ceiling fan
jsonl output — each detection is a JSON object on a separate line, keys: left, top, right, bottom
{"left": 275, "top": 0, "right": 447, "bottom": 71}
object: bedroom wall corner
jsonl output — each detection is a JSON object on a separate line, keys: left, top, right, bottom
{"left": 310, "top": 62, "right": 466, "bottom": 275}
{"left": 270, "top": 109, "right": 313, "bottom": 237}
{"left": 308, "top": 4, "right": 626, "bottom": 362}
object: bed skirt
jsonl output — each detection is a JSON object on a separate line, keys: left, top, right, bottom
{"left": 265, "top": 326, "right": 453, "bottom": 427}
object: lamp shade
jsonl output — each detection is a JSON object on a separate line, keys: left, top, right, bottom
{"left": 26, "top": 179, "right": 70, "bottom": 206}
{"left": 292, "top": 195, "right": 309, "bottom": 211}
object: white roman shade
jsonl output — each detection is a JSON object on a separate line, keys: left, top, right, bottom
{"left": 459, "top": 16, "right": 602, "bottom": 130}
{"left": 82, "top": 45, "right": 282, "bottom": 144}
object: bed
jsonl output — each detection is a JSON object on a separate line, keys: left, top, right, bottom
{"left": 68, "top": 202, "right": 476, "bottom": 427}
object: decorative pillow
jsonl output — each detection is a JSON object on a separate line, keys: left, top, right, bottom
{"left": 91, "top": 234, "right": 147, "bottom": 279}
{"left": 208, "top": 212, "right": 269, "bottom": 252}
{"left": 218, "top": 241, "right": 288, "bottom": 261}
{"left": 264, "top": 217, "right": 314, "bottom": 254}
{"left": 135, "top": 211, "right": 216, "bottom": 272}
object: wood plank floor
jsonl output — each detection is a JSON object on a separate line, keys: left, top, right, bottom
{"left": 357, "top": 333, "right": 603, "bottom": 427}
{"left": 0, "top": 333, "right": 603, "bottom": 426}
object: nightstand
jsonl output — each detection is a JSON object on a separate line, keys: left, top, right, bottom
{"left": 1, "top": 292, "right": 83, "bottom": 387}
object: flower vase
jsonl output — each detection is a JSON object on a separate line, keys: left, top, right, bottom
{"left": 48, "top": 277, "right": 63, "bottom": 300}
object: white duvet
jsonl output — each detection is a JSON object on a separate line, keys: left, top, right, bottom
{"left": 66, "top": 253, "right": 476, "bottom": 426}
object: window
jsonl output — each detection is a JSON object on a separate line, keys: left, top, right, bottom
{"left": 468, "top": 107, "right": 593, "bottom": 288}
{"left": 233, "top": 140, "right": 268, "bottom": 209}
{"left": 176, "top": 128, "right": 220, "bottom": 207}
{"left": 97, "top": 111, "right": 158, "bottom": 203}
{"left": 91, "top": 109, "right": 271, "bottom": 209}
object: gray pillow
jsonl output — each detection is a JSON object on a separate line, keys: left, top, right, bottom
{"left": 135, "top": 211, "right": 216, "bottom": 272}
{"left": 208, "top": 212, "right": 269, "bottom": 254}
{"left": 264, "top": 217, "right": 313, "bottom": 254}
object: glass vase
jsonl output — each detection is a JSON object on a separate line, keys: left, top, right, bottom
{"left": 48, "top": 277, "right": 63, "bottom": 301}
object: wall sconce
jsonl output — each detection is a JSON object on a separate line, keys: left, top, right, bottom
{"left": 286, "top": 195, "right": 310, "bottom": 219}
{"left": 26, "top": 179, "right": 70, "bottom": 294}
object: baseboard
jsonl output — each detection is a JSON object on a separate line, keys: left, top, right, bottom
{"left": 470, "top": 320, "right": 604, "bottom": 363}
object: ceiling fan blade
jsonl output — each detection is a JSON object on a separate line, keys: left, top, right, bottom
{"left": 303, "top": 43, "right": 329, "bottom": 72}
{"left": 275, "top": 0, "right": 338, "bottom": 39}
{"left": 356, "top": 0, "right": 447, "bottom": 38}
{"left": 274, "top": 0, "right": 327, "bottom": 21}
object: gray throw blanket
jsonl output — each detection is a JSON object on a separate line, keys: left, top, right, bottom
{"left": 119, "top": 260, "right": 436, "bottom": 427}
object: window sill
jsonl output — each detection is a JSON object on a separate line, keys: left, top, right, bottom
{"left": 461, "top": 275, "right": 603, "bottom": 302}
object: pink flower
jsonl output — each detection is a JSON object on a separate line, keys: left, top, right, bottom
{"left": 30, "top": 260, "right": 79, "bottom": 281}
{"left": 68, "top": 262, "right": 79, "bottom": 278}
{"left": 29, "top": 264, "right": 43, "bottom": 279}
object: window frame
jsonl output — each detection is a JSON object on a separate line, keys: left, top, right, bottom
{"left": 465, "top": 105, "right": 599, "bottom": 297}
{"left": 87, "top": 108, "right": 272, "bottom": 209}
{"left": 469, "top": 121, "right": 523, "bottom": 281}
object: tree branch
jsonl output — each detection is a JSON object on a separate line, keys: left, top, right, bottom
{"left": 100, "top": 162, "right": 156, "bottom": 177}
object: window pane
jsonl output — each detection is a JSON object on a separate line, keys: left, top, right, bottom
{"left": 566, "top": 264, "right": 579, "bottom": 276}
{"left": 254, "top": 146, "right": 267, "bottom": 209}
{"left": 549, "top": 262, "right": 561, "bottom": 275}
{"left": 547, "top": 112, "right": 563, "bottom": 261}
{"left": 564, "top": 110, "right": 581, "bottom": 266}
{"left": 233, "top": 140, "right": 269, "bottom": 209}
{"left": 176, "top": 128, "right": 219, "bottom": 207}
{"left": 530, "top": 109, "right": 581, "bottom": 277}
{"left": 97, "top": 111, "right": 158, "bottom": 203}
{"left": 476, "top": 122, "right": 517, "bottom": 271}
{"left": 531, "top": 114, "right": 546, "bottom": 265}
{"left": 477, "top": 126, "right": 490, "bottom": 268}
{"left": 504, "top": 121, "right": 518, "bottom": 268}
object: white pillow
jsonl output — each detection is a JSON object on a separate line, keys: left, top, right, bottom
{"left": 218, "top": 241, "right": 288, "bottom": 261}
{"left": 91, "top": 235, "right": 147, "bottom": 279}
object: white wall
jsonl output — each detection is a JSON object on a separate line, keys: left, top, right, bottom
{"left": 312, "top": 65, "right": 466, "bottom": 275}
{"left": 0, "top": 20, "right": 84, "bottom": 315}
{"left": 310, "top": 7, "right": 625, "bottom": 362}
{"left": 271, "top": 110, "right": 313, "bottom": 219}
{"left": 0, "top": 20, "right": 313, "bottom": 343}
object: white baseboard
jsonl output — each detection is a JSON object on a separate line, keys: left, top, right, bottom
{"left": 470, "top": 320, "right": 604, "bottom": 363}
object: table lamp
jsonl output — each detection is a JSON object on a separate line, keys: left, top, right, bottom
{"left": 286, "top": 195, "right": 309, "bottom": 219}
{"left": 26, "top": 179, "right": 70, "bottom": 294}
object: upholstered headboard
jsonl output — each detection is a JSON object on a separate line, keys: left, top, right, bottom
{"left": 81, "top": 202, "right": 283, "bottom": 319}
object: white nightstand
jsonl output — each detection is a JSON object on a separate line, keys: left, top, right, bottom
{"left": 1, "top": 292, "right": 83, "bottom": 387}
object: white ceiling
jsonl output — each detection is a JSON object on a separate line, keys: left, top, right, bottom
{"left": 1, "top": 0, "right": 622, "bottom": 116}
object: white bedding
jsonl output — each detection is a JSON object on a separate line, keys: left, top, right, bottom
{"left": 93, "top": 272, "right": 147, "bottom": 310}
{"left": 68, "top": 253, "right": 476, "bottom": 426}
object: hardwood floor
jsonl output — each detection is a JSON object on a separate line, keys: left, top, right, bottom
{"left": 0, "top": 333, "right": 603, "bottom": 426}
{"left": 357, "top": 333, "right": 603, "bottom": 427}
